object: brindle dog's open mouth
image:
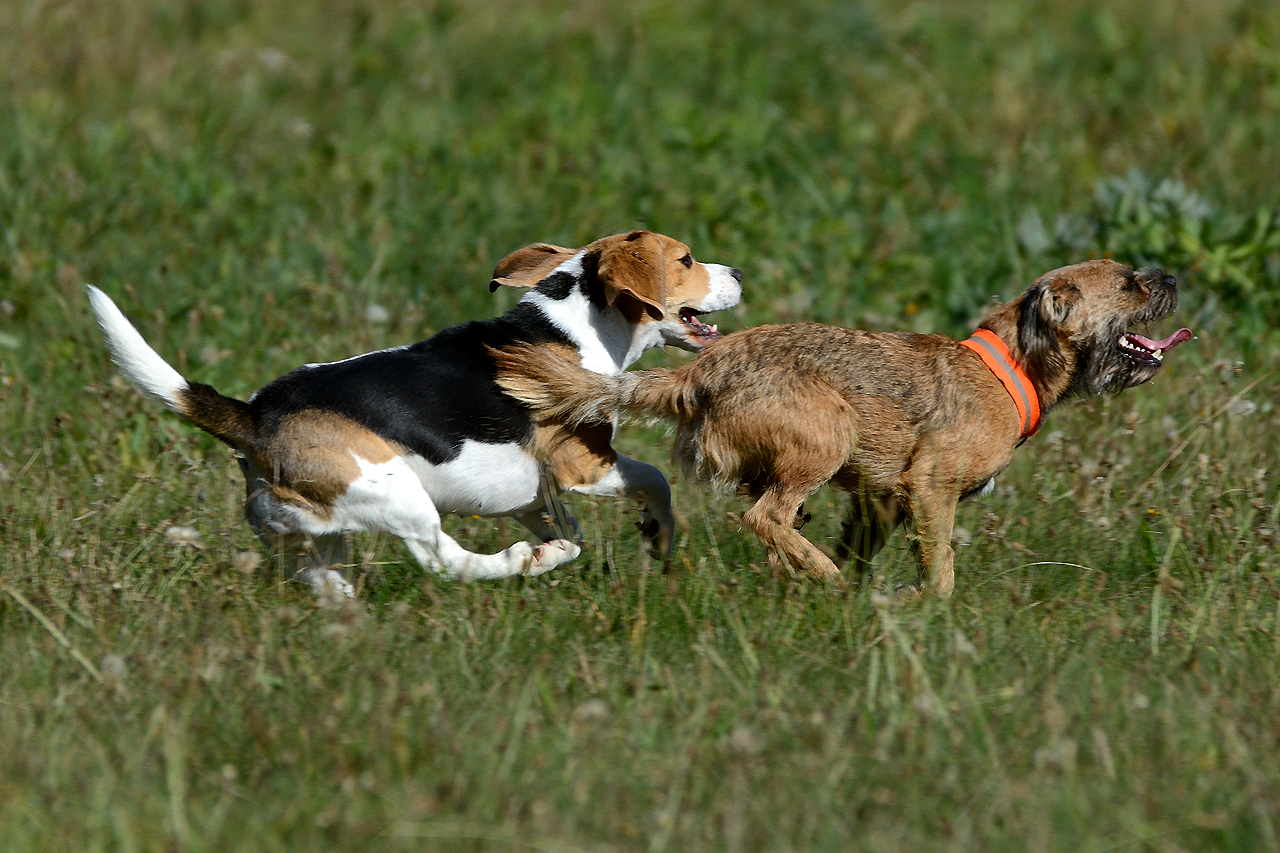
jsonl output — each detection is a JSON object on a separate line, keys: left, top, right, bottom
{"left": 680, "top": 307, "right": 722, "bottom": 342}
{"left": 1118, "top": 327, "right": 1193, "bottom": 367}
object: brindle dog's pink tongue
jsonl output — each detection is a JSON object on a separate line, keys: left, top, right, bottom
{"left": 1130, "top": 328, "right": 1193, "bottom": 352}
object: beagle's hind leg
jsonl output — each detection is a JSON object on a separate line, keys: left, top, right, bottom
{"left": 240, "top": 464, "right": 355, "bottom": 599}
{"left": 248, "top": 523, "right": 355, "bottom": 601}
{"left": 296, "top": 533, "right": 355, "bottom": 600}
{"left": 337, "top": 456, "right": 580, "bottom": 581}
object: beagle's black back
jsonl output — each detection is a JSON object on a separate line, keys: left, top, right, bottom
{"left": 247, "top": 303, "right": 571, "bottom": 465}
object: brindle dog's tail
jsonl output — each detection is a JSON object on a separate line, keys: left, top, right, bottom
{"left": 86, "top": 285, "right": 255, "bottom": 449}
{"left": 491, "top": 344, "right": 692, "bottom": 427}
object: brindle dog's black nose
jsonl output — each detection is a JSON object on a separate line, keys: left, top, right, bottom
{"left": 1137, "top": 267, "right": 1177, "bottom": 291}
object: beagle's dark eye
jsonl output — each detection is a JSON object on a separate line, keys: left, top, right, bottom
{"left": 679, "top": 253, "right": 693, "bottom": 268}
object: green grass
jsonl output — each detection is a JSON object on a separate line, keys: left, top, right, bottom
{"left": 3, "top": 0, "right": 1280, "bottom": 849}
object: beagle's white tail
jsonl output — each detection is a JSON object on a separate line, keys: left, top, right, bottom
{"left": 86, "top": 285, "right": 188, "bottom": 411}
{"left": 86, "top": 285, "right": 255, "bottom": 448}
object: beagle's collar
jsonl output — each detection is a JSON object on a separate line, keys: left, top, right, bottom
{"left": 959, "top": 328, "right": 1041, "bottom": 441}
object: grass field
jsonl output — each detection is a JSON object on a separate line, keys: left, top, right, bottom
{"left": 3, "top": 0, "right": 1280, "bottom": 850}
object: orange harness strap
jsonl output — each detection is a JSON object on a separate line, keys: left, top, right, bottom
{"left": 959, "top": 328, "right": 1041, "bottom": 441}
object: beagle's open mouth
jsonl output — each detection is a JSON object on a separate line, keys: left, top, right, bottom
{"left": 1118, "top": 327, "right": 1193, "bottom": 366}
{"left": 679, "top": 307, "right": 722, "bottom": 342}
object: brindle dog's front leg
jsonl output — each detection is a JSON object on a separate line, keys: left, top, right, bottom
{"left": 905, "top": 489, "right": 959, "bottom": 598}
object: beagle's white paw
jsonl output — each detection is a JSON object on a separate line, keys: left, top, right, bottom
{"left": 300, "top": 567, "right": 355, "bottom": 602}
{"left": 529, "top": 539, "right": 582, "bottom": 575}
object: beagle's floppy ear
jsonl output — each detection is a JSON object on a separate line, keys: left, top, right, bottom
{"left": 1017, "top": 275, "right": 1079, "bottom": 379}
{"left": 489, "top": 243, "right": 577, "bottom": 292}
{"left": 592, "top": 230, "right": 666, "bottom": 322}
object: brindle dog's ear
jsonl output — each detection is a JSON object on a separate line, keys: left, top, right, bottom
{"left": 1017, "top": 276, "right": 1079, "bottom": 379}
{"left": 489, "top": 243, "right": 577, "bottom": 292}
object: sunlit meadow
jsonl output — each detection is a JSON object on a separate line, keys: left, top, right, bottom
{"left": 2, "top": 1, "right": 1279, "bottom": 850}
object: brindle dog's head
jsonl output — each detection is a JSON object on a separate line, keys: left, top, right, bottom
{"left": 1003, "top": 259, "right": 1192, "bottom": 400}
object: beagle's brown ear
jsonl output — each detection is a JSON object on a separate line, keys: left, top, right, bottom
{"left": 1017, "top": 275, "right": 1079, "bottom": 379}
{"left": 489, "top": 243, "right": 577, "bottom": 292}
{"left": 592, "top": 230, "right": 666, "bottom": 322}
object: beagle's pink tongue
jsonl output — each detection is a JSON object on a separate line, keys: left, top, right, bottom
{"left": 1129, "top": 328, "right": 1193, "bottom": 352}
{"left": 680, "top": 308, "right": 722, "bottom": 339}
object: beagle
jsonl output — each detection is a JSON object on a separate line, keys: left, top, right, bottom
{"left": 87, "top": 231, "right": 742, "bottom": 598}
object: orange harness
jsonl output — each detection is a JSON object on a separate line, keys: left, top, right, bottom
{"left": 959, "top": 328, "right": 1041, "bottom": 441}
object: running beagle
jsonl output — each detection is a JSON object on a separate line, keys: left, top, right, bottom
{"left": 87, "top": 230, "right": 742, "bottom": 598}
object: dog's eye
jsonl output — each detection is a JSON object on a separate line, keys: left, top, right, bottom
{"left": 679, "top": 253, "right": 693, "bottom": 269}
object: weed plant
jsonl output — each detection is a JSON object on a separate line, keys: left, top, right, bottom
{"left": 2, "top": 1, "right": 1279, "bottom": 850}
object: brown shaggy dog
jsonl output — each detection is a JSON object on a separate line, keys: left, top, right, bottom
{"left": 492, "top": 260, "right": 1192, "bottom": 597}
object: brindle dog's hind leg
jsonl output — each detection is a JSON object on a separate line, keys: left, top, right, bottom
{"left": 743, "top": 481, "right": 841, "bottom": 579}
{"left": 834, "top": 493, "right": 903, "bottom": 586}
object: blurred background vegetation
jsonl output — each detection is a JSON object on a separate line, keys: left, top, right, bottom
{"left": 4, "top": 0, "right": 1279, "bottom": 387}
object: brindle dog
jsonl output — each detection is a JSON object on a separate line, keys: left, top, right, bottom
{"left": 493, "top": 260, "right": 1192, "bottom": 596}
